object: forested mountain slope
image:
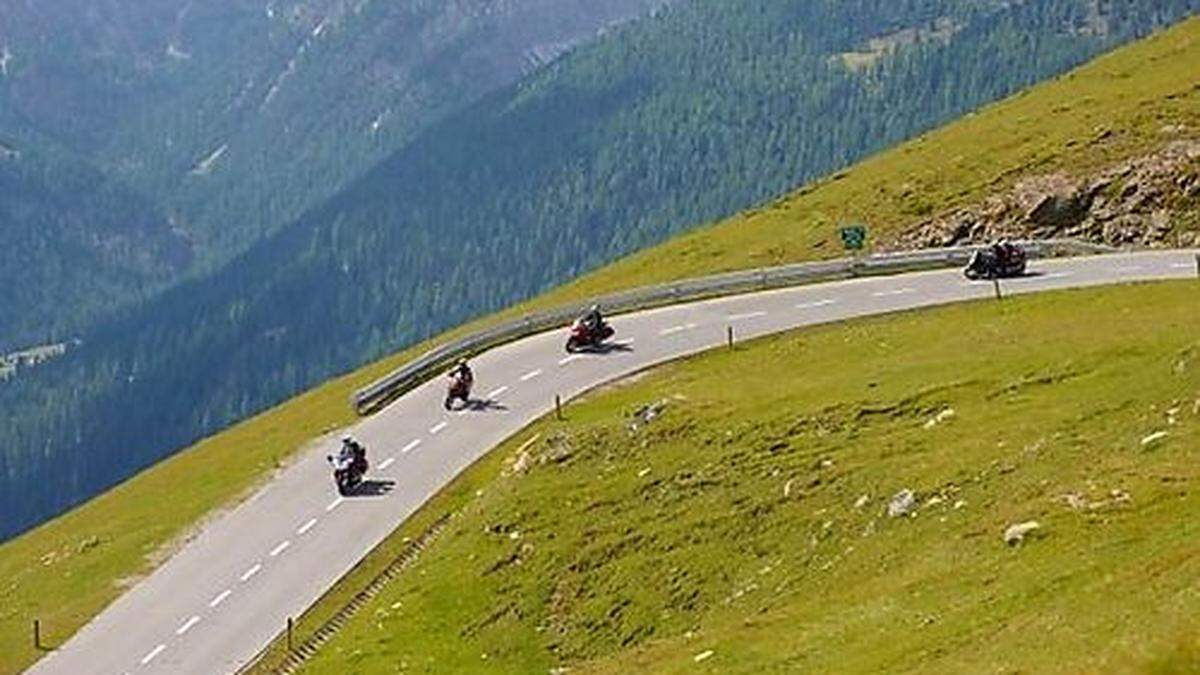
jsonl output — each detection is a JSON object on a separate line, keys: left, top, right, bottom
{"left": 0, "top": 138, "right": 184, "bottom": 352}
{"left": 2, "top": 0, "right": 1197, "bottom": 541}
{"left": 0, "top": 0, "right": 666, "bottom": 348}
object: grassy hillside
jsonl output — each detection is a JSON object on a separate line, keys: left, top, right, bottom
{"left": 299, "top": 281, "right": 1200, "bottom": 673}
{"left": 3, "top": 15, "right": 1200, "bottom": 675}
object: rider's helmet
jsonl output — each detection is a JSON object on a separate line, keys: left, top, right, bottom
{"left": 590, "top": 303, "right": 600, "bottom": 314}
{"left": 342, "top": 434, "right": 353, "bottom": 443}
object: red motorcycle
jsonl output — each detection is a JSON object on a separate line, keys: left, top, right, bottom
{"left": 565, "top": 318, "right": 615, "bottom": 353}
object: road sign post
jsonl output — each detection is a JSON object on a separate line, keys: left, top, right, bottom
{"left": 840, "top": 224, "right": 868, "bottom": 276}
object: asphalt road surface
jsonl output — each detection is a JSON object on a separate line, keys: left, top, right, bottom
{"left": 27, "top": 250, "right": 1198, "bottom": 674}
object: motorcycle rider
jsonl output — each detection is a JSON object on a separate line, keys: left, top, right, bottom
{"left": 993, "top": 239, "right": 1015, "bottom": 264}
{"left": 339, "top": 435, "right": 365, "bottom": 466}
{"left": 581, "top": 303, "right": 605, "bottom": 336}
{"left": 449, "top": 358, "right": 474, "bottom": 390}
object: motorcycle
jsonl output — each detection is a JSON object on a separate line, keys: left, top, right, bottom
{"left": 444, "top": 372, "right": 473, "bottom": 410}
{"left": 327, "top": 444, "right": 368, "bottom": 496}
{"left": 565, "top": 318, "right": 615, "bottom": 353}
{"left": 964, "top": 243, "right": 1027, "bottom": 280}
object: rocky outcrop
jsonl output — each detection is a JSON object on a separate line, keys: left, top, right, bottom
{"left": 891, "top": 138, "right": 1200, "bottom": 250}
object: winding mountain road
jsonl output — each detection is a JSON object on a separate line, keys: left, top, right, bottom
{"left": 27, "top": 250, "right": 1198, "bottom": 675}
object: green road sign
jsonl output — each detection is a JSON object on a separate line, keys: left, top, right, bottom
{"left": 840, "top": 224, "right": 867, "bottom": 251}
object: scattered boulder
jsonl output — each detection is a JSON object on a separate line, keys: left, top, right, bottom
{"left": 1063, "top": 492, "right": 1088, "bottom": 510}
{"left": 1141, "top": 430, "right": 1169, "bottom": 447}
{"left": 628, "top": 400, "right": 669, "bottom": 433}
{"left": 783, "top": 479, "right": 798, "bottom": 498}
{"left": 1021, "top": 176, "right": 1093, "bottom": 229}
{"left": 887, "top": 489, "right": 916, "bottom": 518}
{"left": 923, "top": 408, "right": 956, "bottom": 429}
{"left": 888, "top": 139, "right": 1200, "bottom": 251}
{"left": 1003, "top": 521, "right": 1041, "bottom": 546}
{"left": 511, "top": 451, "right": 532, "bottom": 474}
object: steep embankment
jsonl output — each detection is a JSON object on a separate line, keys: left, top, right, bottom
{"left": 2, "top": 12, "right": 1200, "bottom": 675}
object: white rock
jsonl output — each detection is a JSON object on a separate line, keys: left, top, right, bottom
{"left": 1004, "top": 521, "right": 1041, "bottom": 546}
{"left": 783, "top": 479, "right": 797, "bottom": 498}
{"left": 924, "top": 408, "right": 956, "bottom": 429}
{"left": 693, "top": 650, "right": 714, "bottom": 663}
{"left": 854, "top": 494, "right": 870, "bottom": 509}
{"left": 1141, "top": 431, "right": 1169, "bottom": 446}
{"left": 887, "top": 489, "right": 916, "bottom": 518}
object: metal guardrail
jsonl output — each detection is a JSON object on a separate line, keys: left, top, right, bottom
{"left": 352, "top": 239, "right": 1114, "bottom": 414}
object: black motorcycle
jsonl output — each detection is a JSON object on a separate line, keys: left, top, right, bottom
{"left": 327, "top": 444, "right": 368, "bottom": 495}
{"left": 964, "top": 243, "right": 1027, "bottom": 280}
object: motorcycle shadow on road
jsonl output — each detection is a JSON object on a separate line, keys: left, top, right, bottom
{"left": 350, "top": 479, "right": 396, "bottom": 497}
{"left": 582, "top": 341, "right": 635, "bottom": 355}
{"left": 461, "top": 398, "right": 509, "bottom": 413}
{"left": 966, "top": 269, "right": 1046, "bottom": 283}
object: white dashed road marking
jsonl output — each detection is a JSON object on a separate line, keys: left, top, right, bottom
{"left": 558, "top": 355, "right": 582, "bottom": 366}
{"left": 240, "top": 563, "right": 262, "bottom": 582}
{"left": 520, "top": 369, "right": 542, "bottom": 382}
{"left": 796, "top": 299, "right": 836, "bottom": 310}
{"left": 727, "top": 311, "right": 768, "bottom": 321}
{"left": 429, "top": 421, "right": 448, "bottom": 435}
{"left": 297, "top": 518, "right": 317, "bottom": 536}
{"left": 401, "top": 439, "right": 422, "bottom": 454}
{"left": 209, "top": 589, "right": 232, "bottom": 608}
{"left": 378, "top": 457, "right": 395, "bottom": 471}
{"left": 872, "top": 288, "right": 915, "bottom": 298}
{"left": 176, "top": 616, "right": 200, "bottom": 636}
{"left": 1172, "top": 262, "right": 1194, "bottom": 269}
{"left": 659, "top": 323, "right": 697, "bottom": 336}
{"left": 325, "top": 497, "right": 344, "bottom": 513}
{"left": 269, "top": 541, "right": 291, "bottom": 557}
{"left": 140, "top": 644, "right": 166, "bottom": 666}
{"left": 487, "top": 386, "right": 509, "bottom": 398}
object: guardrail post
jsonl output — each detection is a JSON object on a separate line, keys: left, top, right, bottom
{"left": 1194, "top": 254, "right": 1199, "bottom": 278}
{"left": 555, "top": 395, "right": 563, "bottom": 420}
{"left": 727, "top": 326, "right": 734, "bottom": 350}
{"left": 992, "top": 278, "right": 1003, "bottom": 301}
{"left": 33, "top": 619, "right": 41, "bottom": 650}
{"left": 287, "top": 616, "right": 294, "bottom": 652}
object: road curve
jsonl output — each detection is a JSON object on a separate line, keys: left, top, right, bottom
{"left": 26, "top": 250, "right": 1198, "bottom": 675}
